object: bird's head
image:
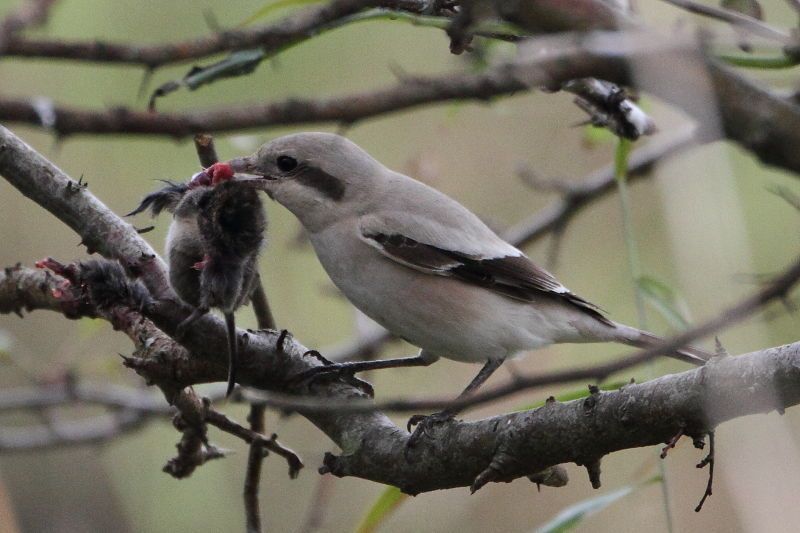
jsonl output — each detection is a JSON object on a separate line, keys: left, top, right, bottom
{"left": 227, "top": 132, "right": 385, "bottom": 232}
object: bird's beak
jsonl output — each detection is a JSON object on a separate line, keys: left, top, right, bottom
{"left": 227, "top": 156, "right": 278, "bottom": 185}
{"left": 227, "top": 156, "right": 256, "bottom": 175}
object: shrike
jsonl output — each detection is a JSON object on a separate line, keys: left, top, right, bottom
{"left": 224, "top": 132, "right": 708, "bottom": 441}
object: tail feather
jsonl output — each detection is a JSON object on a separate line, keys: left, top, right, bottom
{"left": 612, "top": 323, "right": 710, "bottom": 366}
{"left": 224, "top": 312, "right": 238, "bottom": 397}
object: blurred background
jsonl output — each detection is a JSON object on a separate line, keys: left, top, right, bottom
{"left": 1, "top": 1, "right": 799, "bottom": 531}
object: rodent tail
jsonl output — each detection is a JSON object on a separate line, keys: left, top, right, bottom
{"left": 224, "top": 312, "right": 238, "bottom": 397}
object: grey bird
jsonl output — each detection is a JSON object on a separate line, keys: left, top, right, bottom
{"left": 225, "top": 132, "right": 708, "bottom": 443}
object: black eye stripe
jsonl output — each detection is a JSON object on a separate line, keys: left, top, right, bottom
{"left": 295, "top": 167, "right": 345, "bottom": 201}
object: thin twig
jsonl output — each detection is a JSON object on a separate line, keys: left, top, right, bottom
{"left": 298, "top": 476, "right": 336, "bottom": 533}
{"left": 205, "top": 408, "right": 303, "bottom": 478}
{"left": 193, "top": 132, "right": 220, "bottom": 168}
{"left": 694, "top": 432, "right": 715, "bottom": 512}
{"left": 505, "top": 129, "right": 697, "bottom": 249}
{"left": 0, "top": 0, "right": 59, "bottom": 50}
{"left": 660, "top": 427, "right": 685, "bottom": 459}
{"left": 659, "top": 0, "right": 794, "bottom": 43}
{"left": 244, "top": 404, "right": 267, "bottom": 533}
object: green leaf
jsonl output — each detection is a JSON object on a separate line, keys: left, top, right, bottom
{"left": 0, "top": 330, "right": 11, "bottom": 363}
{"left": 582, "top": 123, "right": 616, "bottom": 146}
{"left": 720, "top": 0, "right": 763, "bottom": 20}
{"left": 718, "top": 53, "right": 800, "bottom": 69}
{"left": 514, "top": 381, "right": 628, "bottom": 412}
{"left": 239, "top": 0, "right": 325, "bottom": 26}
{"left": 355, "top": 486, "right": 408, "bottom": 533}
{"left": 534, "top": 475, "right": 662, "bottom": 533}
{"left": 637, "top": 276, "right": 691, "bottom": 330}
{"left": 149, "top": 49, "right": 266, "bottom": 109}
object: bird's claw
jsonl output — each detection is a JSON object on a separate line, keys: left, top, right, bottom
{"left": 288, "top": 351, "right": 341, "bottom": 384}
{"left": 289, "top": 364, "right": 344, "bottom": 386}
{"left": 406, "top": 411, "right": 455, "bottom": 450}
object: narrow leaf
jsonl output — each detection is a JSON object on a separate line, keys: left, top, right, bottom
{"left": 355, "top": 486, "right": 408, "bottom": 533}
{"left": 514, "top": 382, "right": 627, "bottom": 412}
{"left": 149, "top": 49, "right": 266, "bottom": 109}
{"left": 637, "top": 276, "right": 691, "bottom": 330}
{"left": 720, "top": 0, "right": 763, "bottom": 20}
{"left": 239, "top": 0, "right": 325, "bottom": 26}
{"left": 534, "top": 475, "right": 662, "bottom": 533}
{"left": 0, "top": 330, "right": 10, "bottom": 362}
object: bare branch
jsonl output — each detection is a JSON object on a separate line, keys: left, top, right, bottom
{"left": 206, "top": 407, "right": 303, "bottom": 478}
{"left": 244, "top": 405, "right": 267, "bottom": 533}
{"left": 505, "top": 128, "right": 696, "bottom": 248}
{"left": 164, "top": 389, "right": 226, "bottom": 479}
{"left": 0, "top": 125, "right": 171, "bottom": 297}
{"left": 0, "top": 407, "right": 151, "bottom": 452}
{"left": 0, "top": 0, "right": 58, "bottom": 50}
{"left": 193, "top": 132, "right": 221, "bottom": 168}
{"left": 658, "top": 0, "right": 794, "bottom": 43}
{"left": 0, "top": 380, "right": 170, "bottom": 413}
{"left": 2, "top": 31, "right": 799, "bottom": 180}
{"left": 320, "top": 341, "right": 800, "bottom": 494}
{"left": 1, "top": 0, "right": 387, "bottom": 67}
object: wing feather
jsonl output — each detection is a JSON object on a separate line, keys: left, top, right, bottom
{"left": 360, "top": 226, "right": 611, "bottom": 325}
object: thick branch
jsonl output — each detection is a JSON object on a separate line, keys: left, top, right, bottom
{"left": 324, "top": 341, "right": 800, "bottom": 493}
{"left": 0, "top": 125, "right": 171, "bottom": 297}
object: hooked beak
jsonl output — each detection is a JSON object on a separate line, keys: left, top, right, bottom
{"left": 227, "top": 156, "right": 276, "bottom": 198}
{"left": 227, "top": 156, "right": 276, "bottom": 181}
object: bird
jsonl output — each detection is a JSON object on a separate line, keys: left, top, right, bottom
{"left": 223, "top": 132, "right": 709, "bottom": 442}
{"left": 127, "top": 167, "right": 265, "bottom": 396}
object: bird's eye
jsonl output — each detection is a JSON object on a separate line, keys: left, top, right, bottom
{"left": 277, "top": 155, "right": 298, "bottom": 172}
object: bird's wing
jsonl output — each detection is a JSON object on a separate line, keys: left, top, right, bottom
{"left": 358, "top": 211, "right": 610, "bottom": 324}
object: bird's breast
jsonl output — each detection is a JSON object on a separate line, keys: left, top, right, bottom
{"left": 307, "top": 224, "right": 558, "bottom": 362}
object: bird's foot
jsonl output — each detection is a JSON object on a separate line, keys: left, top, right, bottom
{"left": 289, "top": 352, "right": 375, "bottom": 397}
{"left": 406, "top": 411, "right": 455, "bottom": 450}
{"left": 289, "top": 351, "right": 338, "bottom": 384}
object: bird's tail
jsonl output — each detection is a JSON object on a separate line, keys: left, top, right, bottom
{"left": 611, "top": 322, "right": 710, "bottom": 366}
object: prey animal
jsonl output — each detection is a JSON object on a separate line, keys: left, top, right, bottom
{"left": 128, "top": 165, "right": 265, "bottom": 396}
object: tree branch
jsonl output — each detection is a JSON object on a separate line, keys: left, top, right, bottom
{"left": 0, "top": 0, "right": 59, "bottom": 50}
{"left": 1, "top": 122, "right": 799, "bottom": 495}
{"left": 2, "top": 32, "right": 799, "bottom": 179}
{"left": 0, "top": 0, "right": 390, "bottom": 67}
{"left": 658, "top": 0, "right": 793, "bottom": 43}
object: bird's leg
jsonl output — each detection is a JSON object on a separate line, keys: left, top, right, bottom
{"left": 290, "top": 351, "right": 437, "bottom": 385}
{"left": 407, "top": 357, "right": 505, "bottom": 449}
